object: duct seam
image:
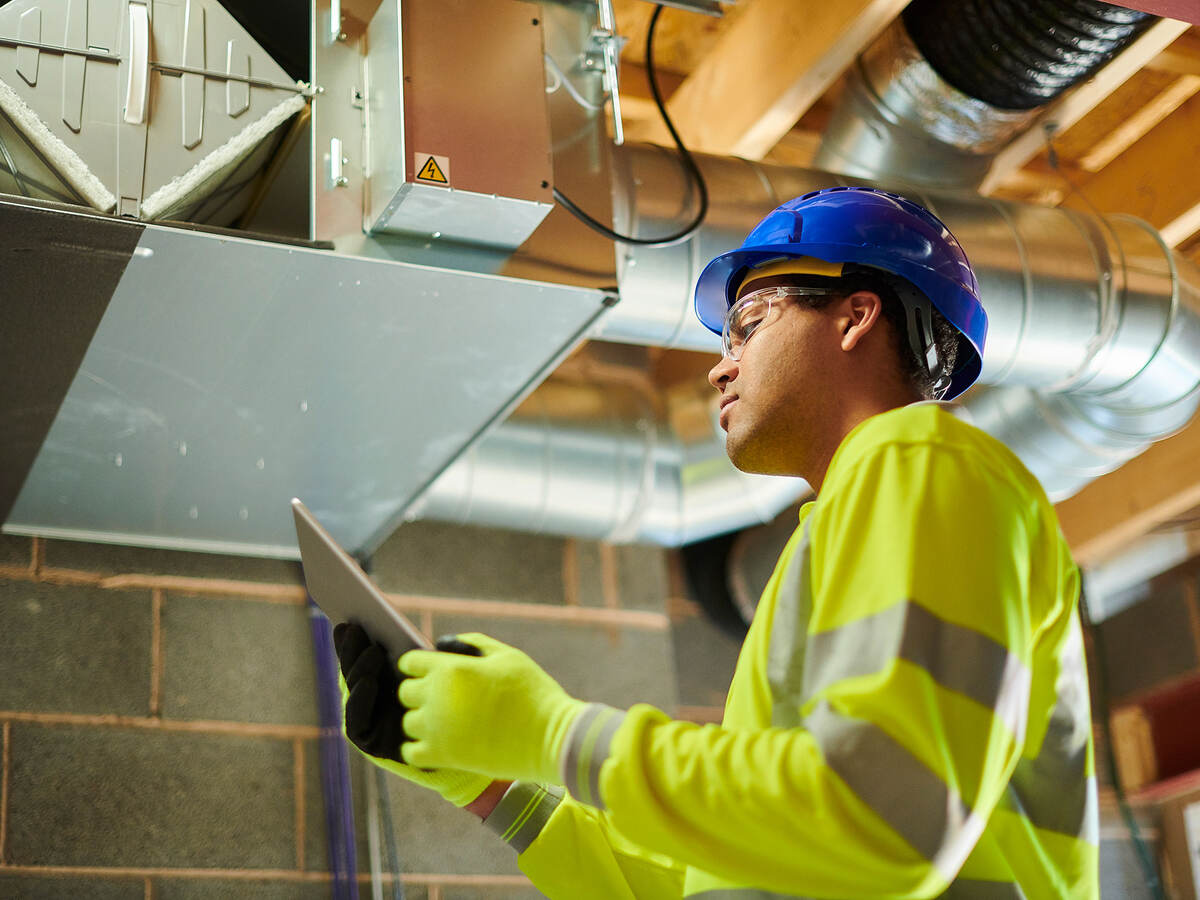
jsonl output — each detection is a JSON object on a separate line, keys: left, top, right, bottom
{"left": 1042, "top": 206, "right": 1121, "bottom": 395}
{"left": 988, "top": 199, "right": 1035, "bottom": 386}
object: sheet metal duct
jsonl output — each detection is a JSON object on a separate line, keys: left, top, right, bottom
{"left": 0, "top": 196, "right": 613, "bottom": 557}
{"left": 419, "top": 138, "right": 1200, "bottom": 541}
{"left": 813, "top": 5, "right": 1155, "bottom": 189}
{"left": 411, "top": 375, "right": 803, "bottom": 546}
{"left": 602, "top": 145, "right": 1200, "bottom": 498}
{"left": 416, "top": 0, "right": 1196, "bottom": 546}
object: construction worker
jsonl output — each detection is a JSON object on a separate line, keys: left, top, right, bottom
{"left": 335, "top": 187, "right": 1098, "bottom": 898}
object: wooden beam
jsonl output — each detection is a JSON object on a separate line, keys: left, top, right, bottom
{"left": 1056, "top": 417, "right": 1200, "bottom": 566}
{"left": 615, "top": 63, "right": 686, "bottom": 143}
{"left": 1062, "top": 86, "right": 1200, "bottom": 245}
{"left": 760, "top": 128, "right": 824, "bottom": 169}
{"left": 636, "top": 0, "right": 907, "bottom": 159}
{"left": 1076, "top": 73, "right": 1200, "bottom": 172}
{"left": 1146, "top": 26, "right": 1200, "bottom": 76}
{"left": 980, "top": 18, "right": 1191, "bottom": 195}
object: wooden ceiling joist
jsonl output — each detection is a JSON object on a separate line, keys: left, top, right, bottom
{"left": 1056, "top": 418, "right": 1200, "bottom": 567}
{"left": 1062, "top": 84, "right": 1200, "bottom": 246}
{"left": 1074, "top": 72, "right": 1200, "bottom": 173}
{"left": 633, "top": 0, "right": 907, "bottom": 159}
{"left": 979, "top": 18, "right": 1191, "bottom": 195}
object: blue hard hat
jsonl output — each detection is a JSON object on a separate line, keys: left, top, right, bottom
{"left": 694, "top": 186, "right": 987, "bottom": 400}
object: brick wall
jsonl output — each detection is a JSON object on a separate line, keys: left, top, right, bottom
{"left": 0, "top": 525, "right": 740, "bottom": 900}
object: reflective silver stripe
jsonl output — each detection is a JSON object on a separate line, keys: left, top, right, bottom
{"left": 806, "top": 701, "right": 986, "bottom": 883}
{"left": 1004, "top": 622, "right": 1099, "bottom": 845}
{"left": 483, "top": 781, "right": 563, "bottom": 854}
{"left": 688, "top": 878, "right": 1023, "bottom": 899}
{"left": 560, "top": 703, "right": 625, "bottom": 811}
{"left": 766, "top": 521, "right": 812, "bottom": 729}
{"left": 804, "top": 599, "right": 1032, "bottom": 745}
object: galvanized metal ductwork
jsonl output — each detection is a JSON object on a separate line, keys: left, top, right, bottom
{"left": 420, "top": 0, "right": 1200, "bottom": 545}
{"left": 807, "top": 0, "right": 1200, "bottom": 502}
{"left": 422, "top": 144, "right": 1200, "bottom": 541}
{"left": 814, "top": 0, "right": 1156, "bottom": 188}
{"left": 410, "top": 376, "right": 804, "bottom": 546}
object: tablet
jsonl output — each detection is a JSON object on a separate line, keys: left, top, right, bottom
{"left": 292, "top": 498, "right": 432, "bottom": 664}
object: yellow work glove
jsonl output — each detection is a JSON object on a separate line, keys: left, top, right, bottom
{"left": 333, "top": 622, "right": 492, "bottom": 807}
{"left": 397, "top": 633, "right": 588, "bottom": 785}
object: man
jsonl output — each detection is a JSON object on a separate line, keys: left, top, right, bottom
{"left": 335, "top": 187, "right": 1098, "bottom": 898}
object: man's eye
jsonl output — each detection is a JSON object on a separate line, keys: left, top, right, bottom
{"left": 740, "top": 314, "right": 765, "bottom": 335}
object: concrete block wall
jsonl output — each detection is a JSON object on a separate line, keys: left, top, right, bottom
{"left": 0, "top": 524, "right": 740, "bottom": 899}
{"left": 6, "top": 509, "right": 1175, "bottom": 899}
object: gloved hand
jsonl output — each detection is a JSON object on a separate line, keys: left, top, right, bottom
{"left": 397, "top": 633, "right": 588, "bottom": 785}
{"left": 333, "top": 622, "right": 492, "bottom": 807}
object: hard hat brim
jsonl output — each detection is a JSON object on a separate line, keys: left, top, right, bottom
{"left": 695, "top": 243, "right": 985, "bottom": 401}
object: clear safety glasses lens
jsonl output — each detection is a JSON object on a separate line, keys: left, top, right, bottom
{"left": 721, "top": 286, "right": 833, "bottom": 360}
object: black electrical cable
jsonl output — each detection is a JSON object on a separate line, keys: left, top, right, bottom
{"left": 552, "top": 3, "right": 709, "bottom": 248}
{"left": 1079, "top": 587, "right": 1167, "bottom": 900}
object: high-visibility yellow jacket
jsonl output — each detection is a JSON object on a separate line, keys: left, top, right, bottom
{"left": 485, "top": 403, "right": 1098, "bottom": 899}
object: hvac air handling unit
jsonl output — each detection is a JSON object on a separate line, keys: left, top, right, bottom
{"left": 357, "top": 0, "right": 554, "bottom": 247}
{"left": 0, "top": 0, "right": 615, "bottom": 557}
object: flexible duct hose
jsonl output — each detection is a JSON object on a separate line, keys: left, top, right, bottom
{"left": 902, "top": 0, "right": 1156, "bottom": 110}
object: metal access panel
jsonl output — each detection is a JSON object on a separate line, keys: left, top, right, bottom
{"left": 1, "top": 197, "right": 611, "bottom": 558}
{"left": 363, "top": 0, "right": 554, "bottom": 247}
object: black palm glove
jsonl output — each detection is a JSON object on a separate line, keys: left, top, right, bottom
{"left": 332, "top": 621, "right": 481, "bottom": 763}
{"left": 334, "top": 622, "right": 406, "bottom": 761}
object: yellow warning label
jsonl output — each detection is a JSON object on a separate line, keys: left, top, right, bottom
{"left": 415, "top": 154, "right": 449, "bottom": 185}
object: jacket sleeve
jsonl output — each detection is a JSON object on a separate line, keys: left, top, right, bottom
{"left": 555, "top": 441, "right": 1037, "bottom": 898}
{"left": 483, "top": 781, "right": 686, "bottom": 900}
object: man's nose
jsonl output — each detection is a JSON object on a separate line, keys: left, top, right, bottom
{"left": 708, "top": 354, "right": 738, "bottom": 390}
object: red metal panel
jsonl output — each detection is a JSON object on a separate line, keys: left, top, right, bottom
{"left": 1110, "top": 1, "right": 1200, "bottom": 26}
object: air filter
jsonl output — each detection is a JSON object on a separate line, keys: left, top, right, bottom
{"left": 0, "top": 0, "right": 308, "bottom": 222}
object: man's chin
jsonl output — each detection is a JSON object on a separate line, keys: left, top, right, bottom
{"left": 725, "top": 437, "right": 770, "bottom": 475}
{"left": 726, "top": 434, "right": 801, "bottom": 477}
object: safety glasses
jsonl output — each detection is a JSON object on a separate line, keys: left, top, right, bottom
{"left": 721, "top": 285, "right": 834, "bottom": 360}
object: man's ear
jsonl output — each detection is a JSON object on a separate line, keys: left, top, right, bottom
{"left": 838, "top": 290, "right": 884, "bottom": 352}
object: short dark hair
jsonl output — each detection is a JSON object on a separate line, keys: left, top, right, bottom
{"left": 792, "top": 272, "right": 960, "bottom": 400}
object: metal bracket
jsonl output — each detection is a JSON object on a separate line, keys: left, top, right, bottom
{"left": 329, "top": 0, "right": 347, "bottom": 43}
{"left": 330, "top": 136, "right": 349, "bottom": 187}
{"left": 0, "top": 35, "right": 121, "bottom": 62}
{"left": 584, "top": 0, "right": 629, "bottom": 145}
